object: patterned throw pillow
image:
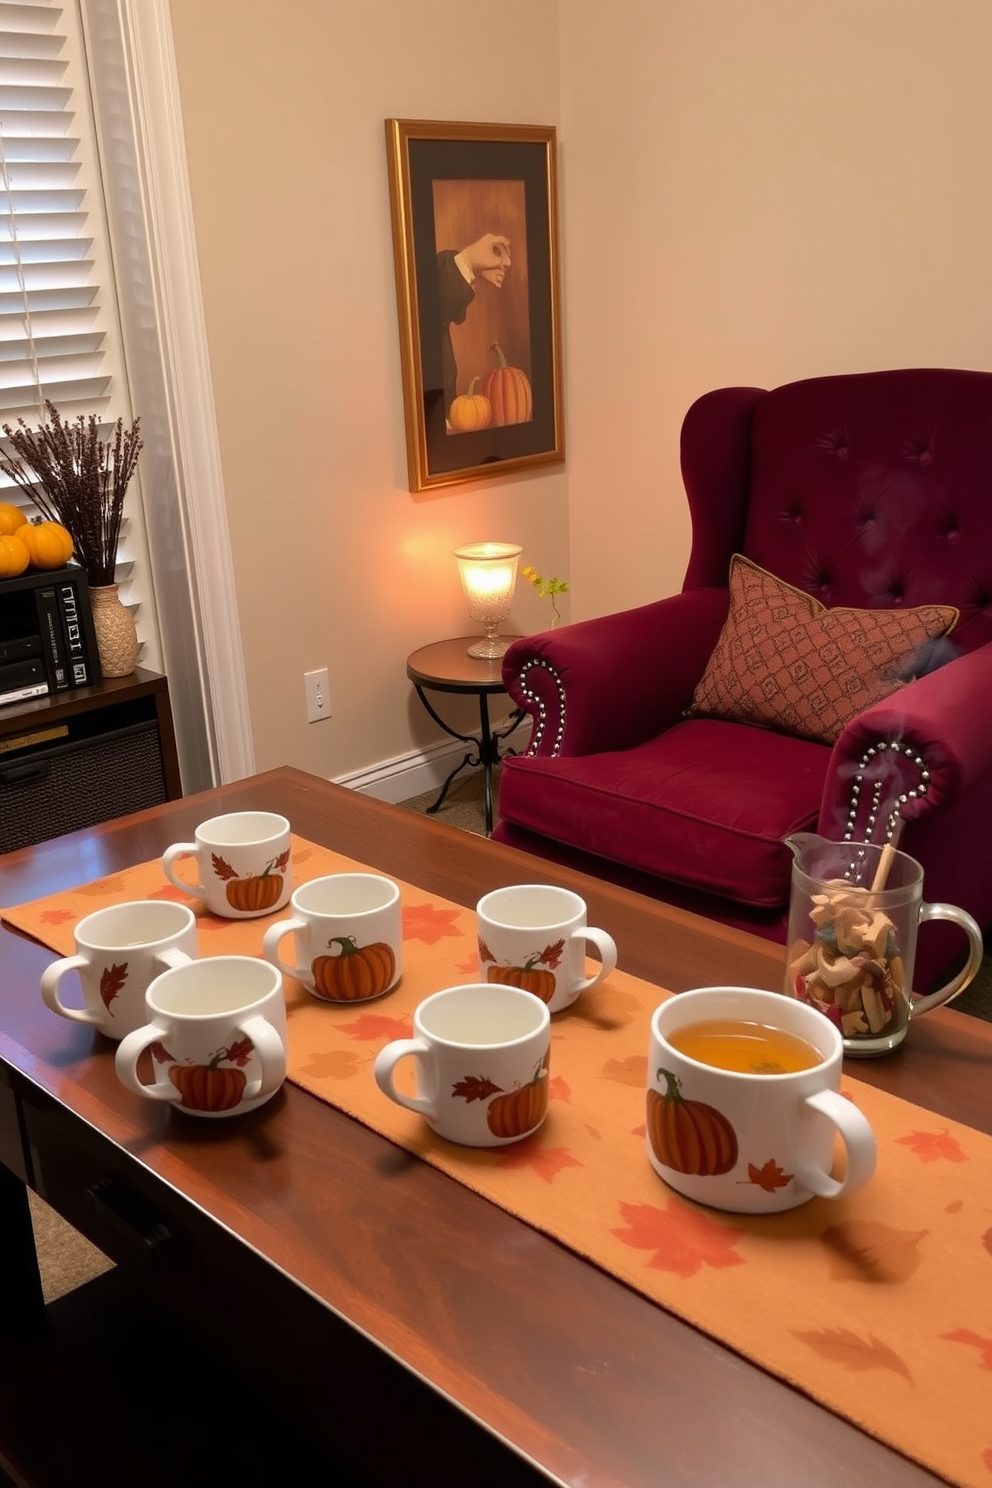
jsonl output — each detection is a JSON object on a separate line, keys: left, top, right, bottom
{"left": 688, "top": 556, "right": 958, "bottom": 744}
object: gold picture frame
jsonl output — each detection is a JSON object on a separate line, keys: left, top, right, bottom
{"left": 385, "top": 119, "right": 564, "bottom": 494}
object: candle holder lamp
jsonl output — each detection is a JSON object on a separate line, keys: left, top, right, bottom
{"left": 453, "top": 542, "right": 523, "bottom": 658}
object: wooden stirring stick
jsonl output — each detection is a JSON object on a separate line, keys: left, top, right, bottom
{"left": 870, "top": 841, "right": 897, "bottom": 898}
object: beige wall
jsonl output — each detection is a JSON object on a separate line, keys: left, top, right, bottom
{"left": 561, "top": 0, "right": 992, "bottom": 615}
{"left": 167, "top": 0, "right": 567, "bottom": 780}
{"left": 168, "top": 0, "right": 992, "bottom": 780}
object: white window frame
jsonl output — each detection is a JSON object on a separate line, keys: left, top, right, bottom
{"left": 79, "top": 0, "right": 253, "bottom": 789}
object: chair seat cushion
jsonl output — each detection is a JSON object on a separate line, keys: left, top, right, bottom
{"left": 498, "top": 719, "right": 832, "bottom": 909}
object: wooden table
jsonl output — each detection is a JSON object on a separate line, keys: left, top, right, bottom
{"left": 1, "top": 766, "right": 989, "bottom": 1488}
{"left": 406, "top": 637, "right": 524, "bottom": 833}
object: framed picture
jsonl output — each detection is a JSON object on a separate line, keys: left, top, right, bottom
{"left": 385, "top": 119, "right": 564, "bottom": 494}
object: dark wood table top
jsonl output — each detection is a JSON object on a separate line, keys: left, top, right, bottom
{"left": 1, "top": 766, "right": 989, "bottom": 1488}
{"left": 406, "top": 636, "right": 522, "bottom": 691}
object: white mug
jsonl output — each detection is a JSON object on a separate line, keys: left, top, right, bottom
{"left": 40, "top": 900, "right": 197, "bottom": 1041}
{"left": 263, "top": 873, "right": 402, "bottom": 1002}
{"left": 476, "top": 884, "right": 617, "bottom": 1013}
{"left": 647, "top": 986, "right": 877, "bottom": 1214}
{"left": 162, "top": 811, "right": 292, "bottom": 919}
{"left": 374, "top": 983, "right": 551, "bottom": 1147}
{"left": 115, "top": 956, "right": 287, "bottom": 1118}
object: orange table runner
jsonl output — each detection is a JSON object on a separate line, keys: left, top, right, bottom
{"left": 5, "top": 835, "right": 992, "bottom": 1488}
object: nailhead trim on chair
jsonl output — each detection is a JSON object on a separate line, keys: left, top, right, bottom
{"left": 517, "top": 658, "right": 567, "bottom": 757}
{"left": 843, "top": 739, "right": 930, "bottom": 857}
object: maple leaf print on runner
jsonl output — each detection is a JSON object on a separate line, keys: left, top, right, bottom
{"left": 983, "top": 1227, "right": 992, "bottom": 1258}
{"left": 939, "top": 1329, "right": 992, "bottom": 1370}
{"left": 145, "top": 884, "right": 189, "bottom": 902}
{"left": 895, "top": 1128, "right": 968, "bottom": 1163}
{"left": 298, "top": 1050, "right": 364, "bottom": 1081}
{"left": 548, "top": 1074, "right": 571, "bottom": 1102}
{"left": 402, "top": 903, "right": 465, "bottom": 945}
{"left": 793, "top": 1328, "right": 914, "bottom": 1386}
{"left": 612, "top": 1199, "right": 746, "bottom": 1279}
{"left": 39, "top": 908, "right": 75, "bottom": 925}
{"left": 338, "top": 1012, "right": 412, "bottom": 1043}
{"left": 821, "top": 1220, "right": 929, "bottom": 1283}
{"left": 77, "top": 875, "right": 126, "bottom": 897}
{"left": 456, "top": 957, "right": 479, "bottom": 975}
{"left": 494, "top": 1141, "right": 583, "bottom": 1184}
{"left": 601, "top": 1055, "right": 648, "bottom": 1087}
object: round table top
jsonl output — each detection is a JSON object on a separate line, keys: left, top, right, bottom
{"left": 406, "top": 636, "right": 521, "bottom": 692}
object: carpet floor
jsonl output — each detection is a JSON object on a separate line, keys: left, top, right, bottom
{"left": 24, "top": 763, "right": 992, "bottom": 1304}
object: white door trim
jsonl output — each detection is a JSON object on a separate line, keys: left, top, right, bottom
{"left": 114, "top": 0, "right": 254, "bottom": 785}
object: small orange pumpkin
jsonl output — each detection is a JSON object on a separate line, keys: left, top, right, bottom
{"left": 0, "top": 502, "right": 24, "bottom": 536}
{"left": 486, "top": 962, "right": 556, "bottom": 1004}
{"left": 647, "top": 1068, "right": 738, "bottom": 1176}
{"left": 168, "top": 1062, "right": 246, "bottom": 1112}
{"left": 449, "top": 377, "right": 492, "bottom": 432}
{"left": 311, "top": 936, "right": 395, "bottom": 1001}
{"left": 225, "top": 872, "right": 284, "bottom": 913}
{"left": 481, "top": 341, "right": 533, "bottom": 426}
{"left": 15, "top": 519, "right": 73, "bottom": 570}
{"left": 0, "top": 533, "right": 30, "bottom": 578}
{"left": 486, "top": 1057, "right": 549, "bottom": 1139}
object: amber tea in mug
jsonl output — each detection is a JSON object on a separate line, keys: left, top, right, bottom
{"left": 668, "top": 1018, "right": 824, "bottom": 1075}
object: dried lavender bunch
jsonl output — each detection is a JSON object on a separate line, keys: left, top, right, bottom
{"left": 0, "top": 401, "right": 143, "bottom": 586}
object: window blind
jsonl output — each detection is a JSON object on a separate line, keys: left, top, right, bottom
{"left": 0, "top": 0, "right": 156, "bottom": 661}
{"left": 0, "top": 0, "right": 112, "bottom": 427}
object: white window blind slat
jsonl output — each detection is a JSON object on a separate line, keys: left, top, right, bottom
{"left": 0, "top": 0, "right": 153, "bottom": 662}
{"left": 0, "top": 1, "right": 110, "bottom": 423}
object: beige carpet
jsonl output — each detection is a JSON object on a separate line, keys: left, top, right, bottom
{"left": 23, "top": 763, "right": 991, "bottom": 1301}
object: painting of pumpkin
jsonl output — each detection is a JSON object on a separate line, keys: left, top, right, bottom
{"left": 448, "top": 377, "right": 492, "bottom": 432}
{"left": 486, "top": 1056, "right": 549, "bottom": 1139}
{"left": 481, "top": 341, "right": 533, "bottom": 426}
{"left": 647, "top": 1068, "right": 738, "bottom": 1176}
{"left": 212, "top": 849, "right": 290, "bottom": 912}
{"left": 480, "top": 937, "right": 564, "bottom": 1004}
{"left": 311, "top": 935, "right": 396, "bottom": 1002}
{"left": 162, "top": 1035, "right": 254, "bottom": 1113}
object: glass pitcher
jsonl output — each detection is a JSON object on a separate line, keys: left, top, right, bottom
{"left": 783, "top": 834, "right": 983, "bottom": 1057}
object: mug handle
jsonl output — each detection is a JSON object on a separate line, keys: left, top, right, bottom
{"left": 154, "top": 947, "right": 194, "bottom": 973}
{"left": 373, "top": 1039, "right": 436, "bottom": 1119}
{"left": 795, "top": 1088, "right": 877, "bottom": 1200}
{"left": 237, "top": 1014, "right": 287, "bottom": 1104}
{"left": 40, "top": 954, "right": 102, "bottom": 1026}
{"left": 162, "top": 843, "right": 206, "bottom": 901}
{"left": 261, "top": 917, "right": 309, "bottom": 981}
{"left": 910, "top": 903, "right": 984, "bottom": 1016}
{"left": 572, "top": 928, "right": 618, "bottom": 993}
{"left": 115, "top": 1020, "right": 183, "bottom": 1103}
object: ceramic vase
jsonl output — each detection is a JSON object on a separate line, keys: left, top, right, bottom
{"left": 89, "top": 583, "right": 138, "bottom": 677}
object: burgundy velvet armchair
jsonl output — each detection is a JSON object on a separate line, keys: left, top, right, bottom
{"left": 494, "top": 368, "right": 992, "bottom": 990}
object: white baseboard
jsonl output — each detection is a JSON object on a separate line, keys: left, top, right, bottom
{"left": 334, "top": 717, "right": 530, "bottom": 804}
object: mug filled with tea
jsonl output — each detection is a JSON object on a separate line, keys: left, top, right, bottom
{"left": 646, "top": 985, "right": 877, "bottom": 1214}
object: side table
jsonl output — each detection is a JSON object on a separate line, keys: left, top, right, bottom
{"left": 406, "top": 637, "right": 525, "bottom": 835}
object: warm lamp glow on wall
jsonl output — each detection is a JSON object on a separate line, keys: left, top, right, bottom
{"left": 453, "top": 542, "right": 523, "bottom": 658}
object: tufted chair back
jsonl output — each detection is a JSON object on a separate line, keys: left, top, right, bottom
{"left": 681, "top": 368, "right": 992, "bottom": 654}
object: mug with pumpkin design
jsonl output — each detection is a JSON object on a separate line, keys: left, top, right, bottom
{"left": 162, "top": 811, "right": 292, "bottom": 918}
{"left": 262, "top": 873, "right": 402, "bottom": 1002}
{"left": 40, "top": 899, "right": 198, "bottom": 1041}
{"left": 115, "top": 955, "right": 287, "bottom": 1118}
{"left": 373, "top": 983, "right": 551, "bottom": 1147}
{"left": 476, "top": 884, "right": 617, "bottom": 1013}
{"left": 647, "top": 986, "right": 877, "bottom": 1214}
